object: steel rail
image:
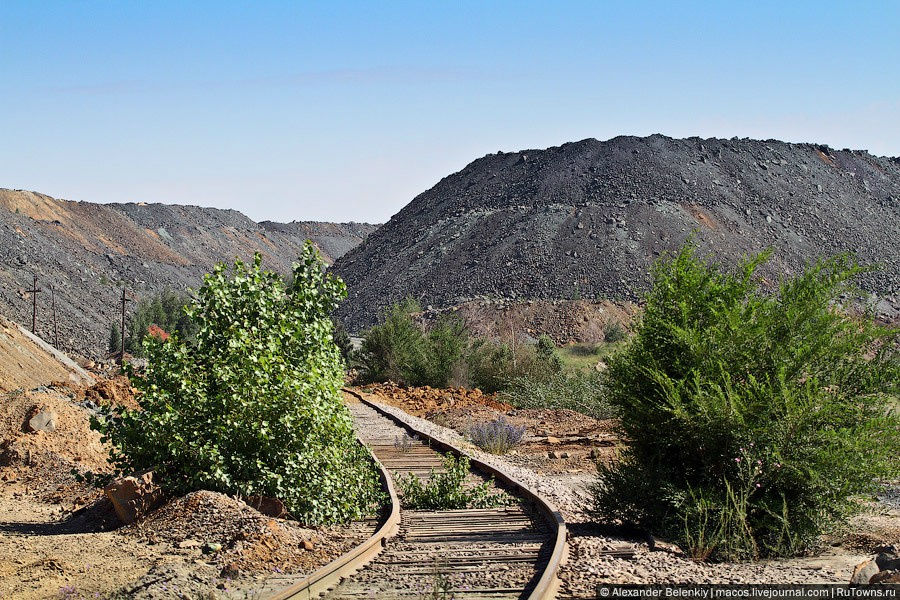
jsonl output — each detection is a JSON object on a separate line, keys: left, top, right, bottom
{"left": 345, "top": 387, "right": 569, "bottom": 600}
{"left": 266, "top": 438, "right": 401, "bottom": 600}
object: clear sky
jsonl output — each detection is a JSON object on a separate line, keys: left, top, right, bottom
{"left": 1, "top": 1, "right": 897, "bottom": 223}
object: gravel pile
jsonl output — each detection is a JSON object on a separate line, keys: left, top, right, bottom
{"left": 124, "top": 490, "right": 378, "bottom": 598}
{"left": 361, "top": 381, "right": 512, "bottom": 417}
{"left": 130, "top": 490, "right": 375, "bottom": 577}
{"left": 356, "top": 392, "right": 857, "bottom": 593}
{"left": 334, "top": 135, "right": 900, "bottom": 332}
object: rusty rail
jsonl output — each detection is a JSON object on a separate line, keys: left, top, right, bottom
{"left": 266, "top": 439, "right": 401, "bottom": 600}
{"left": 345, "top": 387, "right": 569, "bottom": 600}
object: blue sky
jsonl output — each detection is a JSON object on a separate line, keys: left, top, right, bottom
{"left": 1, "top": 1, "right": 897, "bottom": 223}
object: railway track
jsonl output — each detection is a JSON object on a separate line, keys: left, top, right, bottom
{"left": 268, "top": 389, "right": 567, "bottom": 600}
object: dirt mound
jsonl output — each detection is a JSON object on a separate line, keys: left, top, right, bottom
{"left": 428, "top": 298, "right": 639, "bottom": 344}
{"left": 0, "top": 388, "right": 111, "bottom": 505}
{"left": 79, "top": 375, "right": 139, "bottom": 410}
{"left": 333, "top": 134, "right": 900, "bottom": 332}
{"left": 0, "top": 188, "right": 378, "bottom": 358}
{"left": 361, "top": 382, "right": 511, "bottom": 417}
{"left": 0, "top": 314, "right": 94, "bottom": 393}
{"left": 0, "top": 389, "right": 108, "bottom": 471}
{"left": 133, "top": 490, "right": 318, "bottom": 575}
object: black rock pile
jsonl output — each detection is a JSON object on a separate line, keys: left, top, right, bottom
{"left": 333, "top": 134, "right": 900, "bottom": 331}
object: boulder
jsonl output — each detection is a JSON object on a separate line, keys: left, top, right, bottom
{"left": 103, "top": 471, "right": 164, "bottom": 525}
{"left": 245, "top": 495, "right": 287, "bottom": 518}
{"left": 851, "top": 552, "right": 900, "bottom": 585}
{"left": 870, "top": 571, "right": 900, "bottom": 585}
{"left": 850, "top": 559, "right": 880, "bottom": 584}
{"left": 875, "top": 551, "right": 900, "bottom": 572}
{"left": 27, "top": 409, "right": 58, "bottom": 433}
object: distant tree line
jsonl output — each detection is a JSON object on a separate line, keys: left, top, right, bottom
{"left": 108, "top": 290, "right": 197, "bottom": 357}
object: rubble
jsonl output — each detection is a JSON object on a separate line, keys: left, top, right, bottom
{"left": 0, "top": 188, "right": 378, "bottom": 358}
{"left": 104, "top": 471, "right": 165, "bottom": 525}
{"left": 334, "top": 135, "right": 900, "bottom": 333}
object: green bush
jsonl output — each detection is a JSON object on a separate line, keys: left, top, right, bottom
{"left": 603, "top": 320, "right": 627, "bottom": 343}
{"left": 108, "top": 322, "right": 122, "bottom": 355}
{"left": 356, "top": 301, "right": 469, "bottom": 388}
{"left": 536, "top": 334, "right": 564, "bottom": 372}
{"left": 594, "top": 243, "right": 900, "bottom": 560}
{"left": 500, "top": 370, "right": 613, "bottom": 419}
{"left": 424, "top": 316, "right": 469, "bottom": 387}
{"left": 356, "top": 299, "right": 427, "bottom": 384}
{"left": 464, "top": 339, "right": 514, "bottom": 393}
{"left": 465, "top": 335, "right": 563, "bottom": 393}
{"left": 92, "top": 244, "right": 383, "bottom": 525}
{"left": 396, "top": 454, "right": 510, "bottom": 510}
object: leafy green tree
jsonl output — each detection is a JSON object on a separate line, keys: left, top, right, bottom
{"left": 594, "top": 243, "right": 900, "bottom": 560}
{"left": 93, "top": 243, "right": 382, "bottom": 525}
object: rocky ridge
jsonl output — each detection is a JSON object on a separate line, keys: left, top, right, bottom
{"left": 333, "top": 134, "right": 900, "bottom": 331}
{"left": 0, "top": 188, "right": 378, "bottom": 357}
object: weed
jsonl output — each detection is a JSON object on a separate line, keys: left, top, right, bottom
{"left": 467, "top": 417, "right": 526, "bottom": 454}
{"left": 396, "top": 454, "right": 511, "bottom": 510}
{"left": 418, "top": 558, "right": 456, "bottom": 599}
{"left": 393, "top": 432, "right": 418, "bottom": 453}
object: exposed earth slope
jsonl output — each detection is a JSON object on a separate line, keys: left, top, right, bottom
{"left": 0, "top": 314, "right": 94, "bottom": 392}
{"left": 333, "top": 135, "right": 900, "bottom": 331}
{"left": 0, "top": 189, "right": 377, "bottom": 357}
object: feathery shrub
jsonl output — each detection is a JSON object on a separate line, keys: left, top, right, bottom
{"left": 594, "top": 243, "right": 900, "bottom": 560}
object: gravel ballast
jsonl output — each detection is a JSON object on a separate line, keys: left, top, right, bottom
{"left": 354, "top": 390, "right": 865, "bottom": 596}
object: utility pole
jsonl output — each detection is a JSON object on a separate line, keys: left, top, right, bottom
{"left": 120, "top": 286, "right": 129, "bottom": 365}
{"left": 50, "top": 285, "right": 59, "bottom": 348}
{"left": 25, "top": 274, "right": 41, "bottom": 334}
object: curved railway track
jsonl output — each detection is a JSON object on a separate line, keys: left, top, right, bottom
{"left": 268, "top": 388, "right": 568, "bottom": 600}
